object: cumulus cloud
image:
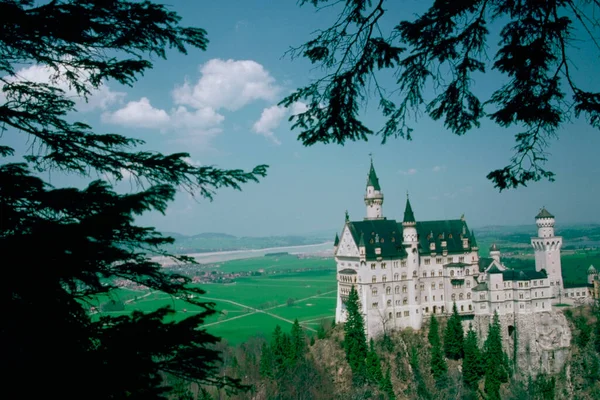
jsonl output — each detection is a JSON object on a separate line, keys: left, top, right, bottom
{"left": 0, "top": 64, "right": 125, "bottom": 111}
{"left": 101, "top": 97, "right": 170, "bottom": 128}
{"left": 399, "top": 168, "right": 418, "bottom": 175}
{"left": 251, "top": 101, "right": 307, "bottom": 144}
{"left": 172, "top": 59, "right": 280, "bottom": 111}
{"left": 252, "top": 105, "right": 288, "bottom": 145}
{"left": 432, "top": 165, "right": 447, "bottom": 172}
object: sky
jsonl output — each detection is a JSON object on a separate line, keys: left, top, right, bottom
{"left": 3, "top": 0, "right": 600, "bottom": 237}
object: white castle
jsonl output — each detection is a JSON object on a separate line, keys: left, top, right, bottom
{"left": 334, "top": 161, "right": 598, "bottom": 337}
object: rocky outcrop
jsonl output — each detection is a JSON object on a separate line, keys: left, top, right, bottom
{"left": 472, "top": 311, "right": 571, "bottom": 376}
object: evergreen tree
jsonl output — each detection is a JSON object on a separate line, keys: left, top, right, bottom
{"left": 483, "top": 312, "right": 509, "bottom": 400}
{"left": 343, "top": 285, "right": 368, "bottom": 384}
{"left": 0, "top": 1, "right": 267, "bottom": 397}
{"left": 259, "top": 342, "right": 274, "bottom": 379}
{"left": 428, "top": 314, "right": 440, "bottom": 347}
{"left": 428, "top": 313, "right": 447, "bottom": 384}
{"left": 380, "top": 366, "right": 395, "bottom": 400}
{"left": 366, "top": 338, "right": 383, "bottom": 385}
{"left": 290, "top": 318, "right": 306, "bottom": 362}
{"left": 444, "top": 302, "right": 465, "bottom": 360}
{"left": 595, "top": 300, "right": 600, "bottom": 354}
{"left": 463, "top": 324, "right": 483, "bottom": 389}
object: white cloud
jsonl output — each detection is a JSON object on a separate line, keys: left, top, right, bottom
{"left": 252, "top": 105, "right": 287, "bottom": 145}
{"left": 101, "top": 97, "right": 170, "bottom": 128}
{"left": 251, "top": 101, "right": 307, "bottom": 144}
{"left": 399, "top": 168, "right": 418, "bottom": 175}
{"left": 171, "top": 106, "right": 224, "bottom": 130}
{"left": 172, "top": 59, "right": 280, "bottom": 111}
{"left": 432, "top": 165, "right": 446, "bottom": 172}
{"left": 0, "top": 64, "right": 125, "bottom": 111}
{"left": 182, "top": 157, "right": 202, "bottom": 167}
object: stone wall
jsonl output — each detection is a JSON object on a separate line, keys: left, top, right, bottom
{"left": 472, "top": 311, "right": 571, "bottom": 376}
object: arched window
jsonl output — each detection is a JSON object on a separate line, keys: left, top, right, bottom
{"left": 402, "top": 273, "right": 407, "bottom": 280}
{"left": 402, "top": 285, "right": 407, "bottom": 293}
{"left": 403, "top": 297, "right": 408, "bottom": 305}
{"left": 467, "top": 292, "right": 471, "bottom": 299}
{"left": 431, "top": 271, "right": 435, "bottom": 277}
{"left": 468, "top": 304, "right": 472, "bottom": 311}
{"left": 466, "top": 280, "right": 471, "bottom": 288}
{"left": 425, "top": 307, "right": 429, "bottom": 313}
{"left": 372, "top": 288, "right": 378, "bottom": 296}
{"left": 450, "top": 270, "right": 455, "bottom": 277}
{"left": 451, "top": 293, "right": 456, "bottom": 300}
{"left": 394, "top": 273, "right": 399, "bottom": 280}
{"left": 466, "top": 269, "right": 470, "bottom": 276}
{"left": 413, "top": 271, "right": 417, "bottom": 277}
{"left": 461, "top": 305, "right": 464, "bottom": 311}
{"left": 431, "top": 283, "right": 436, "bottom": 289}
{"left": 382, "top": 275, "right": 387, "bottom": 283}
{"left": 423, "top": 271, "right": 427, "bottom": 277}
{"left": 387, "top": 299, "right": 392, "bottom": 307}
{"left": 372, "top": 276, "right": 376, "bottom": 283}
{"left": 386, "top": 286, "right": 391, "bottom": 295}
{"left": 459, "top": 293, "right": 464, "bottom": 300}
{"left": 395, "top": 286, "right": 400, "bottom": 294}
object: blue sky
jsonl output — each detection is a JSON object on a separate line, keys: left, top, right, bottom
{"left": 4, "top": 0, "right": 600, "bottom": 237}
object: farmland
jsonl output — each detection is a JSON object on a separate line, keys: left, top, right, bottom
{"left": 90, "top": 255, "right": 337, "bottom": 345}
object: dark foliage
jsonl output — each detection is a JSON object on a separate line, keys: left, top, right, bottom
{"left": 483, "top": 312, "right": 510, "bottom": 400}
{"left": 462, "top": 323, "right": 483, "bottom": 389}
{"left": 443, "top": 302, "right": 464, "bottom": 360}
{"left": 343, "top": 285, "right": 369, "bottom": 384}
{"left": 0, "top": 1, "right": 267, "bottom": 398}
{"left": 284, "top": 0, "right": 600, "bottom": 190}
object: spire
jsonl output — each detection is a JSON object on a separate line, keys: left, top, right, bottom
{"left": 470, "top": 230, "right": 478, "bottom": 249}
{"left": 403, "top": 194, "right": 415, "bottom": 223}
{"left": 358, "top": 232, "right": 365, "bottom": 247}
{"left": 536, "top": 207, "right": 554, "bottom": 219}
{"left": 334, "top": 233, "right": 340, "bottom": 247}
{"left": 366, "top": 159, "right": 381, "bottom": 191}
{"left": 345, "top": 210, "right": 349, "bottom": 223}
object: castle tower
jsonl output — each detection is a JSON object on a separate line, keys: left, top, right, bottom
{"left": 531, "top": 207, "right": 563, "bottom": 302}
{"left": 588, "top": 265, "right": 598, "bottom": 285}
{"left": 402, "top": 194, "right": 417, "bottom": 244}
{"left": 364, "top": 159, "right": 384, "bottom": 220}
{"left": 490, "top": 243, "right": 500, "bottom": 263}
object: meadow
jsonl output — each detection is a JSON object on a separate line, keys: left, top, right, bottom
{"left": 91, "top": 255, "right": 337, "bottom": 345}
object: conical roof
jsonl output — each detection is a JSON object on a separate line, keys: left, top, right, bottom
{"left": 334, "top": 233, "right": 340, "bottom": 247}
{"left": 536, "top": 207, "right": 554, "bottom": 219}
{"left": 490, "top": 243, "right": 499, "bottom": 252}
{"left": 470, "top": 230, "right": 478, "bottom": 248}
{"left": 358, "top": 232, "right": 365, "bottom": 247}
{"left": 588, "top": 264, "right": 597, "bottom": 274}
{"left": 403, "top": 196, "right": 416, "bottom": 223}
{"left": 367, "top": 160, "right": 381, "bottom": 191}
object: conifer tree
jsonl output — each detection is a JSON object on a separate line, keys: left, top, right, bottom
{"left": 271, "top": 325, "right": 285, "bottom": 371}
{"left": 0, "top": 1, "right": 267, "bottom": 397}
{"left": 366, "top": 338, "right": 383, "bottom": 385}
{"left": 463, "top": 323, "right": 483, "bottom": 389}
{"left": 483, "top": 312, "right": 509, "bottom": 400}
{"left": 343, "top": 285, "right": 368, "bottom": 384}
{"left": 595, "top": 300, "right": 600, "bottom": 354}
{"left": 428, "top": 314, "right": 440, "bottom": 347}
{"left": 290, "top": 318, "right": 306, "bottom": 362}
{"left": 381, "top": 366, "right": 395, "bottom": 400}
{"left": 428, "top": 312, "right": 447, "bottom": 384}
{"left": 259, "top": 342, "right": 274, "bottom": 379}
{"left": 444, "top": 302, "right": 464, "bottom": 359}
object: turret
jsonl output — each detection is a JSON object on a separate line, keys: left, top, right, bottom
{"left": 490, "top": 243, "right": 500, "bottom": 263}
{"left": 535, "top": 207, "right": 555, "bottom": 238}
{"left": 589, "top": 265, "right": 598, "bottom": 285}
{"left": 364, "top": 159, "right": 384, "bottom": 220}
{"left": 333, "top": 233, "right": 340, "bottom": 254}
{"left": 470, "top": 231, "right": 478, "bottom": 251}
{"left": 402, "top": 194, "right": 417, "bottom": 244}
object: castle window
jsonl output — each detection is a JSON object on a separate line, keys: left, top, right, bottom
{"left": 372, "top": 302, "right": 378, "bottom": 308}
{"left": 425, "top": 296, "right": 428, "bottom": 301}
{"left": 534, "top": 281, "right": 538, "bottom": 286}
{"left": 436, "top": 257, "right": 443, "bottom": 264}
{"left": 441, "top": 295, "right": 443, "bottom": 300}
{"left": 387, "top": 300, "right": 392, "bottom": 307}
{"left": 372, "top": 276, "right": 376, "bottom": 283}
{"left": 433, "top": 295, "right": 436, "bottom": 301}
{"left": 467, "top": 293, "right": 471, "bottom": 299}
{"left": 459, "top": 293, "right": 464, "bottom": 300}
{"left": 450, "top": 270, "right": 455, "bottom": 277}
{"left": 413, "top": 271, "right": 417, "bottom": 277}
{"left": 466, "top": 280, "right": 471, "bottom": 288}
{"left": 395, "top": 286, "right": 400, "bottom": 294}
{"left": 425, "top": 307, "right": 429, "bottom": 313}
{"left": 431, "top": 283, "right": 436, "bottom": 289}
{"left": 401, "top": 273, "right": 407, "bottom": 280}
{"left": 372, "top": 288, "right": 377, "bottom": 295}
{"left": 459, "top": 256, "right": 465, "bottom": 263}
{"left": 439, "top": 270, "right": 443, "bottom": 276}
{"left": 480, "top": 294, "right": 485, "bottom": 300}
{"left": 461, "top": 305, "right": 464, "bottom": 311}
{"left": 382, "top": 275, "right": 387, "bottom": 282}
{"left": 370, "top": 239, "right": 374, "bottom": 244}
{"left": 519, "top": 293, "right": 524, "bottom": 299}
{"left": 396, "top": 312, "right": 401, "bottom": 318}
{"left": 423, "top": 272, "right": 427, "bottom": 277}
{"left": 371, "top": 263, "right": 376, "bottom": 270}
{"left": 382, "top": 263, "right": 386, "bottom": 269}
{"left": 469, "top": 305, "right": 472, "bottom": 311}
{"left": 424, "top": 258, "right": 431, "bottom": 265}
{"left": 542, "top": 291, "right": 544, "bottom": 296}
{"left": 431, "top": 271, "right": 435, "bottom": 277}
{"left": 394, "top": 273, "right": 399, "bottom": 280}
{"left": 466, "top": 269, "right": 470, "bottom": 276}
{"left": 401, "top": 260, "right": 407, "bottom": 268}
{"left": 420, "top": 284, "right": 425, "bottom": 291}
{"left": 452, "top": 294, "right": 456, "bottom": 301}
{"left": 386, "top": 287, "right": 391, "bottom": 295}
{"left": 550, "top": 281, "right": 554, "bottom": 286}
{"left": 403, "top": 297, "right": 408, "bottom": 305}
{"left": 402, "top": 285, "right": 407, "bottom": 293}
{"left": 404, "top": 311, "right": 410, "bottom": 316}
{"left": 447, "top": 257, "right": 453, "bottom": 263}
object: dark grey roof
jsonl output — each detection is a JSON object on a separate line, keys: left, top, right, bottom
{"left": 339, "top": 268, "right": 357, "bottom": 275}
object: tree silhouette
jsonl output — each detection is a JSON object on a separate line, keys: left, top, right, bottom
{"left": 283, "top": 0, "right": 600, "bottom": 190}
{"left": 443, "top": 302, "right": 464, "bottom": 360}
{"left": 0, "top": 1, "right": 266, "bottom": 398}
{"left": 343, "top": 285, "right": 369, "bottom": 384}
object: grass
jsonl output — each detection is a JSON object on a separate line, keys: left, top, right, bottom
{"left": 90, "top": 255, "right": 337, "bottom": 345}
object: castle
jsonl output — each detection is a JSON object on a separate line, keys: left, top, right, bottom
{"left": 334, "top": 161, "right": 598, "bottom": 338}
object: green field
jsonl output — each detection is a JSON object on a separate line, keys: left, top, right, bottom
{"left": 91, "top": 255, "right": 337, "bottom": 344}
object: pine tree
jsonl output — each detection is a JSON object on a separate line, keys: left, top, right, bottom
{"left": 595, "top": 300, "right": 600, "bottom": 354}
{"left": 290, "top": 318, "right": 306, "bottom": 362}
{"left": 444, "top": 302, "right": 465, "bottom": 359}
{"left": 484, "top": 312, "right": 509, "bottom": 400}
{"left": 428, "top": 314, "right": 440, "bottom": 347}
{"left": 343, "top": 285, "right": 368, "bottom": 384}
{"left": 1, "top": 1, "right": 267, "bottom": 397}
{"left": 366, "top": 338, "right": 383, "bottom": 385}
{"left": 380, "top": 366, "right": 395, "bottom": 400}
{"left": 271, "top": 325, "right": 285, "bottom": 371}
{"left": 428, "top": 312, "right": 447, "bottom": 384}
{"left": 259, "top": 342, "right": 274, "bottom": 379}
{"left": 463, "top": 323, "right": 483, "bottom": 389}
